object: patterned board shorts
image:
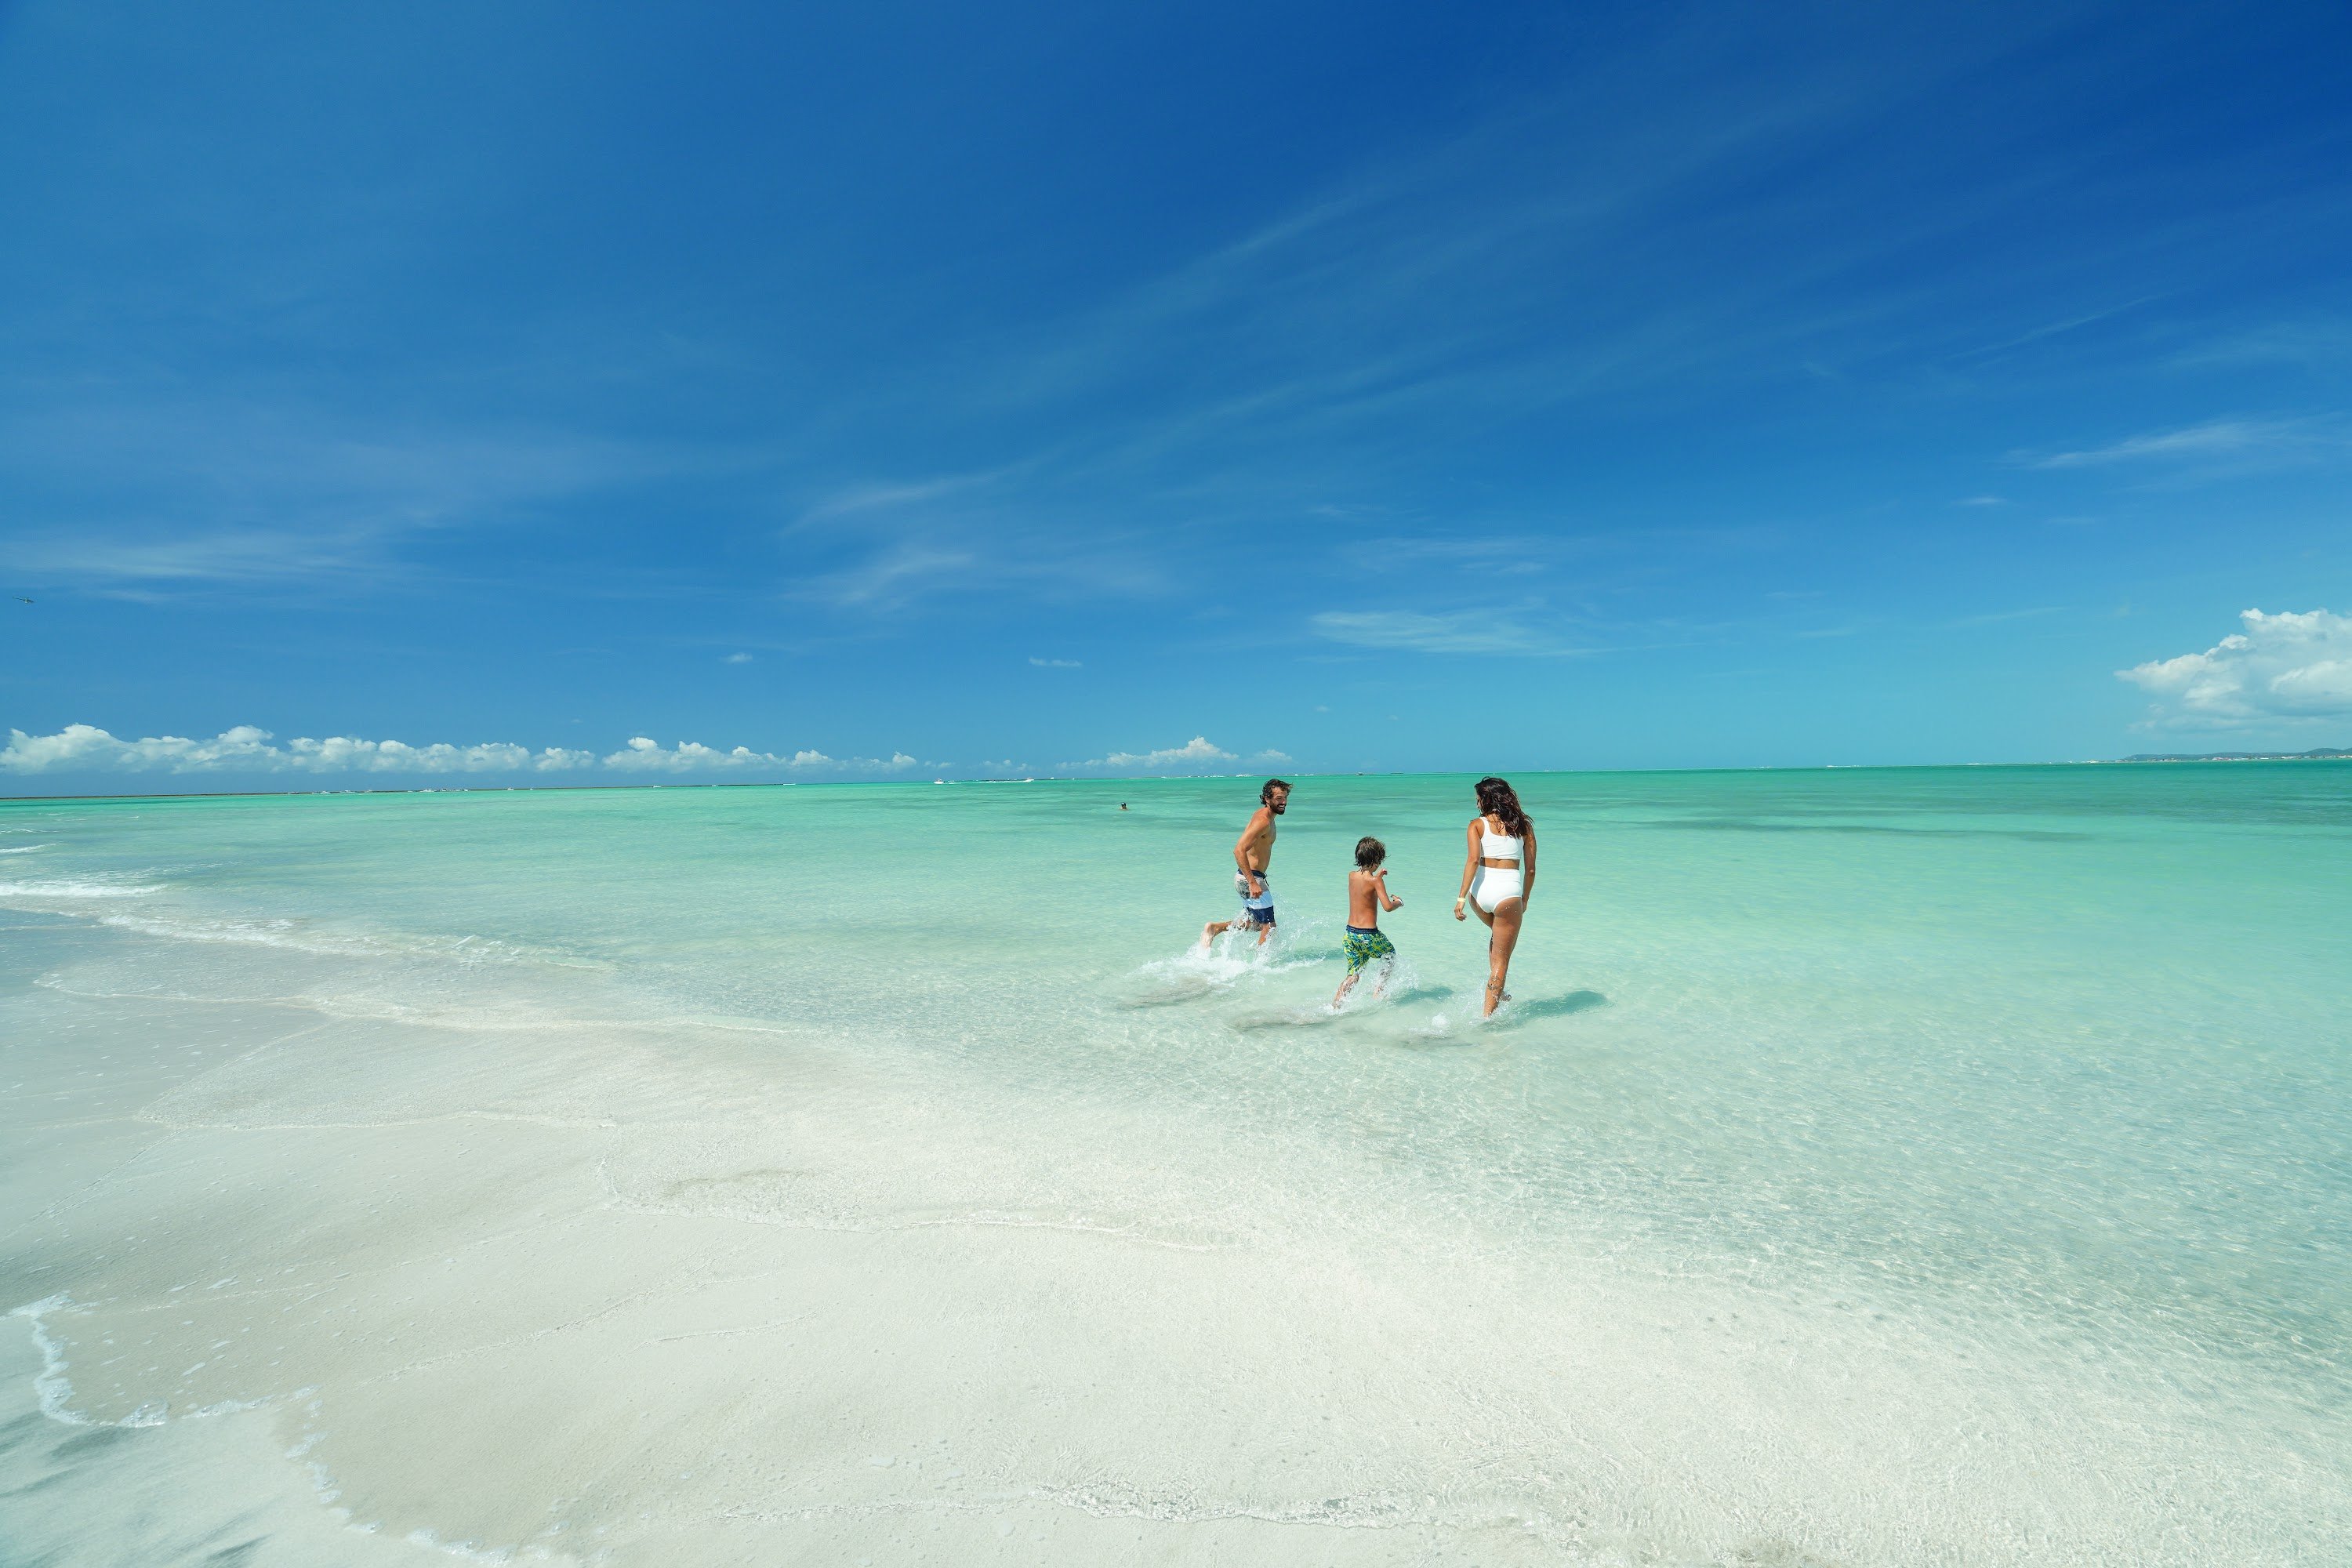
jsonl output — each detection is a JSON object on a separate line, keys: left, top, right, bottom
{"left": 1342, "top": 926, "right": 1396, "bottom": 975}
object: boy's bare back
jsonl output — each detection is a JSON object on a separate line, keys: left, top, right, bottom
{"left": 1348, "top": 867, "right": 1398, "bottom": 927}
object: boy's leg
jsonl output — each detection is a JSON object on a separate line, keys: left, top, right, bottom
{"left": 1335, "top": 931, "right": 1367, "bottom": 1004}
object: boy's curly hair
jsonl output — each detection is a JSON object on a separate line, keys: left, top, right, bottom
{"left": 1354, "top": 836, "right": 1386, "bottom": 869}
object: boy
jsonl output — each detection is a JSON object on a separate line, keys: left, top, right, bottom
{"left": 1334, "top": 836, "right": 1403, "bottom": 1006}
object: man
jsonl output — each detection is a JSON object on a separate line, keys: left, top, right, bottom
{"left": 1200, "top": 778, "right": 1290, "bottom": 949}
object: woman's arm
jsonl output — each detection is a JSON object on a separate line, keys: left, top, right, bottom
{"left": 1455, "top": 818, "right": 1479, "bottom": 918}
{"left": 1521, "top": 824, "right": 1536, "bottom": 904}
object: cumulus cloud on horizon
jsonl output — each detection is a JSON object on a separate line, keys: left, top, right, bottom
{"left": 1090, "top": 735, "right": 1239, "bottom": 771}
{"left": 0, "top": 724, "right": 597, "bottom": 775}
{"left": 0, "top": 724, "right": 916, "bottom": 778}
{"left": 2118, "top": 608, "right": 2352, "bottom": 727}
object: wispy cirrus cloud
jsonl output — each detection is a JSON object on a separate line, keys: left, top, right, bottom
{"left": 2026, "top": 416, "right": 2349, "bottom": 470}
{"left": 2118, "top": 608, "right": 2352, "bottom": 727}
{"left": 0, "top": 405, "right": 713, "bottom": 593}
{"left": 793, "top": 466, "right": 1021, "bottom": 524}
{"left": 1311, "top": 608, "right": 1578, "bottom": 655}
{"left": 5, "top": 527, "right": 394, "bottom": 586}
{"left": 801, "top": 543, "right": 984, "bottom": 609}
{"left": 1029, "top": 656, "right": 1081, "bottom": 668}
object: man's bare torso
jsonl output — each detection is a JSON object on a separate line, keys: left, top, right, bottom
{"left": 1236, "top": 806, "right": 1276, "bottom": 873}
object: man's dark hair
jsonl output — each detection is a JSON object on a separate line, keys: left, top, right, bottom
{"left": 1354, "top": 836, "right": 1385, "bottom": 869}
{"left": 1261, "top": 778, "right": 1292, "bottom": 804}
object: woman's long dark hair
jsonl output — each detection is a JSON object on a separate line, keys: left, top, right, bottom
{"left": 1475, "top": 776, "right": 1531, "bottom": 838}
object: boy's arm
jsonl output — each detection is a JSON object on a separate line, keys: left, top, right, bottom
{"left": 1377, "top": 869, "right": 1403, "bottom": 910}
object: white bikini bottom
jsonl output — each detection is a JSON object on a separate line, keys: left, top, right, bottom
{"left": 1470, "top": 866, "right": 1523, "bottom": 914}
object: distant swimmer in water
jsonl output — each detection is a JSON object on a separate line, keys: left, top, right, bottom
{"left": 1454, "top": 775, "right": 1536, "bottom": 1017}
{"left": 1200, "top": 778, "right": 1290, "bottom": 949}
{"left": 1333, "top": 835, "right": 1403, "bottom": 1006}
{"left": 1120, "top": 803, "right": 1129, "bottom": 810}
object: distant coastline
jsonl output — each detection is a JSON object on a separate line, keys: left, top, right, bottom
{"left": 7, "top": 752, "right": 2352, "bottom": 803}
{"left": 2112, "top": 746, "right": 2352, "bottom": 763}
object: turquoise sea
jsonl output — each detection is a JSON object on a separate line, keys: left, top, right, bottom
{"left": 2, "top": 764, "right": 2347, "bottom": 1565}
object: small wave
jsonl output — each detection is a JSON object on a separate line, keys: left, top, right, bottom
{"left": 0, "top": 879, "right": 162, "bottom": 899}
{"left": 1228, "top": 1005, "right": 1341, "bottom": 1031}
{"left": 0, "top": 844, "right": 53, "bottom": 854}
{"left": 89, "top": 909, "right": 604, "bottom": 973}
{"left": 1125, "top": 941, "right": 1277, "bottom": 1004}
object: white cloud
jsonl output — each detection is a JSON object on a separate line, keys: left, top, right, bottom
{"left": 0, "top": 724, "right": 596, "bottom": 775}
{"left": 2118, "top": 609, "right": 2352, "bottom": 727}
{"left": 599, "top": 739, "right": 919, "bottom": 773}
{"left": 0, "top": 726, "right": 916, "bottom": 779}
{"left": 724, "top": 652, "right": 753, "bottom": 664}
{"left": 603, "top": 737, "right": 833, "bottom": 772}
{"left": 1096, "top": 735, "right": 1237, "bottom": 771}
{"left": 1029, "top": 657, "right": 1082, "bottom": 668}
{"left": 1312, "top": 608, "right": 1563, "bottom": 655}
{"left": 1253, "top": 750, "right": 1294, "bottom": 764}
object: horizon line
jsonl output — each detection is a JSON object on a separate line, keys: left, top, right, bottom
{"left": 6, "top": 750, "right": 2349, "bottom": 805}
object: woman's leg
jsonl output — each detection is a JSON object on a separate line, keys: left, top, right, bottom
{"left": 1483, "top": 898, "right": 1523, "bottom": 1015}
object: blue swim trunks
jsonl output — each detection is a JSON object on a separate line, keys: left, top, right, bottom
{"left": 1235, "top": 869, "right": 1275, "bottom": 926}
{"left": 1342, "top": 925, "right": 1395, "bottom": 975}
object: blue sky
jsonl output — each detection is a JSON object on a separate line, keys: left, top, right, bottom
{"left": 4, "top": 0, "right": 2350, "bottom": 789}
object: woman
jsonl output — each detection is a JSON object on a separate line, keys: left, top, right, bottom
{"left": 1454, "top": 776, "right": 1536, "bottom": 1017}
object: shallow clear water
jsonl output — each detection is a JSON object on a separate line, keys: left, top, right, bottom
{"left": 2, "top": 764, "right": 2347, "bottom": 1565}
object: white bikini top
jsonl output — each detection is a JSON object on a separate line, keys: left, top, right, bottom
{"left": 1480, "top": 828, "right": 1522, "bottom": 862}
